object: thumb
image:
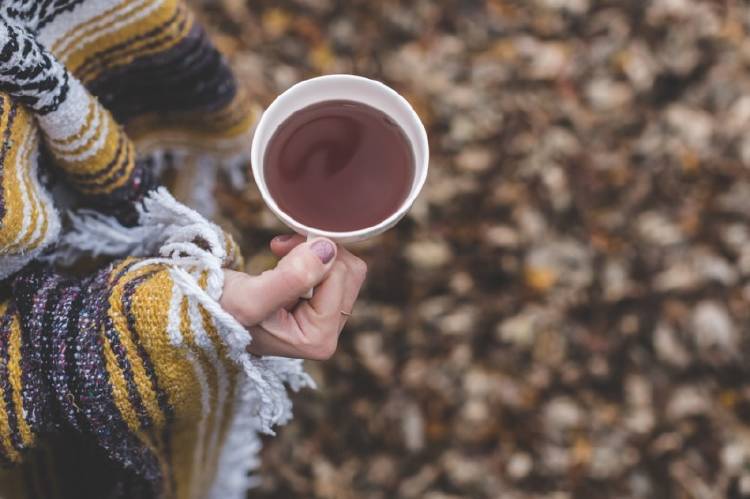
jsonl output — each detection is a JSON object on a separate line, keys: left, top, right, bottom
{"left": 221, "top": 238, "right": 337, "bottom": 326}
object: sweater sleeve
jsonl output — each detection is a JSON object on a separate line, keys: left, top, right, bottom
{"left": 2, "top": 257, "right": 234, "bottom": 497}
{"left": 0, "top": 17, "right": 157, "bottom": 223}
{"left": 0, "top": 195, "right": 311, "bottom": 498}
{"left": 0, "top": 6, "right": 258, "bottom": 223}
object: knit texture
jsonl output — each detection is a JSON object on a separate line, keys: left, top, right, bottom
{"left": 0, "top": 2, "right": 309, "bottom": 498}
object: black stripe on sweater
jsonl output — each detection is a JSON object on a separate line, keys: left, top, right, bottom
{"left": 72, "top": 265, "right": 162, "bottom": 485}
{"left": 0, "top": 96, "right": 18, "bottom": 223}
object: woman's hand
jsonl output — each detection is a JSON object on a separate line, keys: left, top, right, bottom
{"left": 220, "top": 235, "right": 367, "bottom": 360}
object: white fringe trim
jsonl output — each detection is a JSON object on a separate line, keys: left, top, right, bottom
{"left": 208, "top": 358, "right": 313, "bottom": 499}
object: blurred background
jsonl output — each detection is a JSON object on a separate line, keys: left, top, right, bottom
{"left": 194, "top": 1, "right": 750, "bottom": 497}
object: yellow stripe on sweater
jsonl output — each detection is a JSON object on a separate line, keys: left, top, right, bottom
{"left": 7, "top": 314, "right": 33, "bottom": 449}
{"left": 0, "top": 303, "right": 20, "bottom": 464}
{"left": 102, "top": 260, "right": 158, "bottom": 434}
{"left": 80, "top": 5, "right": 194, "bottom": 84}
{"left": 0, "top": 99, "right": 57, "bottom": 258}
{"left": 15, "top": 120, "right": 38, "bottom": 250}
{"left": 47, "top": 112, "right": 136, "bottom": 194}
{"left": 64, "top": 0, "right": 179, "bottom": 73}
{"left": 22, "top": 133, "right": 51, "bottom": 252}
{"left": 0, "top": 99, "right": 20, "bottom": 249}
{"left": 65, "top": 0, "right": 188, "bottom": 80}
{"left": 108, "top": 266, "right": 167, "bottom": 430}
{"left": 126, "top": 94, "right": 258, "bottom": 144}
{"left": 66, "top": 129, "right": 136, "bottom": 194}
{"left": 129, "top": 269, "right": 204, "bottom": 499}
{"left": 9, "top": 130, "right": 45, "bottom": 253}
{"left": 0, "top": 102, "right": 41, "bottom": 251}
{"left": 4, "top": 117, "right": 37, "bottom": 253}
{"left": 130, "top": 269, "right": 199, "bottom": 418}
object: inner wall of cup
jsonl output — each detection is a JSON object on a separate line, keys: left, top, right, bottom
{"left": 257, "top": 77, "right": 427, "bottom": 198}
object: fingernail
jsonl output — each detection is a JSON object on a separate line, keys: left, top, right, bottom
{"left": 274, "top": 234, "right": 294, "bottom": 243}
{"left": 310, "top": 239, "right": 335, "bottom": 264}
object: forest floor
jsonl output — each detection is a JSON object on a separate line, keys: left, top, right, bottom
{"left": 194, "top": 1, "right": 750, "bottom": 497}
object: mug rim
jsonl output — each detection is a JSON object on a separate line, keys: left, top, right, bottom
{"left": 250, "top": 74, "right": 429, "bottom": 242}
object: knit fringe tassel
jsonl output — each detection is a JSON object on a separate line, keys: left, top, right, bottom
{"left": 52, "top": 187, "right": 313, "bottom": 498}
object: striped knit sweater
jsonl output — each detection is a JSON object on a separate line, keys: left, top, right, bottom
{"left": 0, "top": 1, "right": 312, "bottom": 498}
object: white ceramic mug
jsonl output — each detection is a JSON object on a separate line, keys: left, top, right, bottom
{"left": 251, "top": 74, "right": 429, "bottom": 244}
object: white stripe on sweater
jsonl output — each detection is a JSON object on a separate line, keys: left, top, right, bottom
{"left": 8, "top": 121, "right": 33, "bottom": 248}
{"left": 47, "top": 0, "right": 155, "bottom": 60}
{"left": 166, "top": 278, "right": 211, "bottom": 499}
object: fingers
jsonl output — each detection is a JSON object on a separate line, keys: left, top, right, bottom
{"left": 297, "top": 247, "right": 367, "bottom": 320}
{"left": 222, "top": 238, "right": 369, "bottom": 361}
{"left": 335, "top": 247, "right": 368, "bottom": 315}
{"left": 291, "top": 248, "right": 367, "bottom": 353}
{"left": 269, "top": 236, "right": 365, "bottom": 314}
{"left": 286, "top": 260, "right": 347, "bottom": 359}
{"left": 255, "top": 307, "right": 339, "bottom": 360}
{"left": 246, "top": 313, "right": 306, "bottom": 358}
{"left": 220, "top": 237, "right": 337, "bottom": 326}
{"left": 307, "top": 261, "right": 348, "bottom": 317}
{"left": 270, "top": 234, "right": 305, "bottom": 258}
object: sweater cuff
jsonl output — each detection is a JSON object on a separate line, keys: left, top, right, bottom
{"left": 54, "top": 187, "right": 313, "bottom": 429}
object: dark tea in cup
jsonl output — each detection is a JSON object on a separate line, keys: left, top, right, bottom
{"left": 263, "top": 100, "right": 415, "bottom": 232}
{"left": 251, "top": 75, "right": 429, "bottom": 244}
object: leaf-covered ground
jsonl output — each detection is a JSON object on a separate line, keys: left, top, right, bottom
{"left": 194, "top": 1, "right": 750, "bottom": 497}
